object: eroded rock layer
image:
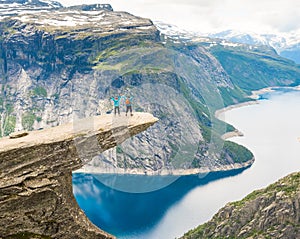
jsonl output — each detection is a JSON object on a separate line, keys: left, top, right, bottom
{"left": 0, "top": 112, "right": 158, "bottom": 238}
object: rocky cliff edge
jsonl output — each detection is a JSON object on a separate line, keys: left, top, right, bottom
{"left": 0, "top": 112, "right": 158, "bottom": 238}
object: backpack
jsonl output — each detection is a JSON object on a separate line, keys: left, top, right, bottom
{"left": 125, "top": 98, "right": 131, "bottom": 105}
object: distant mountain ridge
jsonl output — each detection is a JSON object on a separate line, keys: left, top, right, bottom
{"left": 0, "top": 0, "right": 113, "bottom": 15}
{"left": 155, "top": 22, "right": 300, "bottom": 64}
{"left": 1, "top": 0, "right": 299, "bottom": 177}
{"left": 0, "top": 0, "right": 62, "bottom": 8}
{"left": 209, "top": 29, "right": 300, "bottom": 64}
{"left": 0, "top": 1, "right": 300, "bottom": 238}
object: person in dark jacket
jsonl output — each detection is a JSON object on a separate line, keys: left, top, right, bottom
{"left": 124, "top": 95, "right": 134, "bottom": 116}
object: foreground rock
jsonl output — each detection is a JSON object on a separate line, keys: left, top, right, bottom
{"left": 181, "top": 172, "right": 300, "bottom": 239}
{"left": 0, "top": 112, "right": 158, "bottom": 238}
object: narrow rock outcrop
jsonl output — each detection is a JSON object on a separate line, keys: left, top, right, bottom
{"left": 0, "top": 112, "right": 158, "bottom": 238}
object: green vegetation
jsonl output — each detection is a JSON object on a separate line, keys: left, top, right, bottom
{"left": 231, "top": 173, "right": 300, "bottom": 208}
{"left": 182, "top": 172, "right": 300, "bottom": 239}
{"left": 93, "top": 62, "right": 124, "bottom": 71}
{"left": 0, "top": 97, "right": 3, "bottom": 112}
{"left": 116, "top": 146, "right": 123, "bottom": 154}
{"left": 51, "top": 93, "right": 59, "bottom": 101}
{"left": 92, "top": 41, "right": 168, "bottom": 73}
{"left": 264, "top": 172, "right": 300, "bottom": 197}
{"left": 177, "top": 78, "right": 211, "bottom": 128}
{"left": 231, "top": 189, "right": 262, "bottom": 207}
{"left": 200, "top": 125, "right": 211, "bottom": 142}
{"left": 5, "top": 103, "right": 14, "bottom": 114}
{"left": 32, "top": 86, "right": 47, "bottom": 97}
{"left": 36, "top": 116, "right": 42, "bottom": 122}
{"left": 210, "top": 45, "right": 300, "bottom": 91}
{"left": 122, "top": 67, "right": 164, "bottom": 76}
{"left": 177, "top": 78, "right": 235, "bottom": 138}
{"left": 219, "top": 86, "right": 253, "bottom": 106}
{"left": 222, "top": 141, "right": 254, "bottom": 163}
{"left": 4, "top": 115, "right": 16, "bottom": 136}
{"left": 22, "top": 112, "right": 36, "bottom": 130}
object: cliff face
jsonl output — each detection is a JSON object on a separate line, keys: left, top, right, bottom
{"left": 182, "top": 172, "right": 300, "bottom": 239}
{"left": 0, "top": 1, "right": 254, "bottom": 175}
{"left": 0, "top": 112, "right": 158, "bottom": 238}
{"left": 1, "top": 1, "right": 299, "bottom": 175}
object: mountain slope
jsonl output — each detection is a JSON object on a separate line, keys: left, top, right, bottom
{"left": 208, "top": 43, "right": 300, "bottom": 92}
{"left": 156, "top": 21, "right": 300, "bottom": 100}
{"left": 181, "top": 171, "right": 300, "bottom": 239}
{"left": 0, "top": 1, "right": 299, "bottom": 176}
{"left": 0, "top": 0, "right": 256, "bottom": 176}
{"left": 209, "top": 29, "right": 300, "bottom": 64}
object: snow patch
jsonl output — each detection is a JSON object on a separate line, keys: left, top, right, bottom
{"left": 220, "top": 40, "right": 240, "bottom": 47}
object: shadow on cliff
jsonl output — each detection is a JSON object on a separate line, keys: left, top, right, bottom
{"left": 72, "top": 166, "right": 250, "bottom": 237}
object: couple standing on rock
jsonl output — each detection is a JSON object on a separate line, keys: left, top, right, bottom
{"left": 111, "top": 95, "right": 134, "bottom": 116}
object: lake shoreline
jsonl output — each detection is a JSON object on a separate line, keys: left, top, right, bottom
{"left": 75, "top": 91, "right": 265, "bottom": 176}
{"left": 76, "top": 86, "right": 300, "bottom": 177}
{"left": 216, "top": 85, "right": 300, "bottom": 139}
{"left": 74, "top": 157, "right": 254, "bottom": 176}
{"left": 74, "top": 87, "right": 300, "bottom": 239}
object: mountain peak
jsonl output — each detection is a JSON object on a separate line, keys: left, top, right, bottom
{"left": 0, "top": 0, "right": 63, "bottom": 8}
{"left": 0, "top": 1, "right": 113, "bottom": 19}
{"left": 208, "top": 29, "right": 300, "bottom": 63}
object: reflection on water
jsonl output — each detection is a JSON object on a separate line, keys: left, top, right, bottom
{"left": 73, "top": 168, "right": 247, "bottom": 238}
{"left": 73, "top": 89, "right": 300, "bottom": 239}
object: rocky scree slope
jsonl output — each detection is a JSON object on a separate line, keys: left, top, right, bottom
{"left": 0, "top": 113, "right": 157, "bottom": 238}
{"left": 181, "top": 171, "right": 300, "bottom": 239}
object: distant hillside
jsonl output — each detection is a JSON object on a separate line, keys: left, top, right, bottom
{"left": 182, "top": 171, "right": 300, "bottom": 239}
{"left": 209, "top": 30, "right": 300, "bottom": 64}
{"left": 208, "top": 43, "right": 300, "bottom": 93}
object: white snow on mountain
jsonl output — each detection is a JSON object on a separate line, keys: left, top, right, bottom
{"left": 155, "top": 21, "right": 300, "bottom": 63}
{"left": 0, "top": 0, "right": 62, "bottom": 19}
{"left": 154, "top": 21, "right": 215, "bottom": 45}
{"left": 39, "top": 0, "right": 62, "bottom": 8}
{"left": 208, "top": 29, "right": 300, "bottom": 53}
{"left": 208, "top": 29, "right": 300, "bottom": 63}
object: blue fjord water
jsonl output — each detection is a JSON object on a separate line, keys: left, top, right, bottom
{"left": 73, "top": 89, "right": 300, "bottom": 239}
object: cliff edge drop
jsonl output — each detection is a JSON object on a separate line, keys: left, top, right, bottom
{"left": 0, "top": 112, "right": 158, "bottom": 239}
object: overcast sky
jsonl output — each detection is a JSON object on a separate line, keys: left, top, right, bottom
{"left": 59, "top": 0, "right": 300, "bottom": 34}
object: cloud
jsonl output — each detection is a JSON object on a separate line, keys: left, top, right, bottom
{"left": 59, "top": 0, "right": 300, "bottom": 33}
{"left": 259, "top": 4, "right": 300, "bottom": 32}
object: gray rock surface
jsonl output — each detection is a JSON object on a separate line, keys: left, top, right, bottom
{"left": 181, "top": 172, "right": 300, "bottom": 239}
{"left": 0, "top": 1, "right": 253, "bottom": 176}
{"left": 0, "top": 112, "right": 157, "bottom": 238}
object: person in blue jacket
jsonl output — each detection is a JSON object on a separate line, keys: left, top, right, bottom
{"left": 111, "top": 95, "right": 122, "bottom": 115}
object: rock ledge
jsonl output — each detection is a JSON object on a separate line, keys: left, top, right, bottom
{"left": 0, "top": 112, "right": 158, "bottom": 238}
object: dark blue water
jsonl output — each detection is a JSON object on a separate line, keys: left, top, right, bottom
{"left": 73, "top": 89, "right": 300, "bottom": 239}
{"left": 72, "top": 168, "right": 248, "bottom": 238}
